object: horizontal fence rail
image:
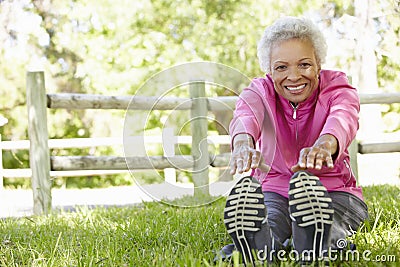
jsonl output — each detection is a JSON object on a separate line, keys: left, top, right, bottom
{"left": 1, "top": 169, "right": 130, "bottom": 178}
{"left": 358, "top": 93, "right": 400, "bottom": 104}
{"left": 51, "top": 156, "right": 193, "bottom": 170}
{"left": 0, "top": 135, "right": 232, "bottom": 178}
{"left": 47, "top": 93, "right": 238, "bottom": 111}
{"left": 0, "top": 136, "right": 231, "bottom": 150}
{"left": 46, "top": 93, "right": 400, "bottom": 110}
{"left": 50, "top": 154, "right": 231, "bottom": 171}
{"left": 358, "top": 141, "right": 400, "bottom": 154}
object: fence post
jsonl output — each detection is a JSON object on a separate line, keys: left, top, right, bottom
{"left": 26, "top": 71, "right": 52, "bottom": 215}
{"left": 349, "top": 139, "right": 359, "bottom": 181}
{"left": 190, "top": 82, "right": 209, "bottom": 196}
{"left": 163, "top": 127, "right": 177, "bottom": 183}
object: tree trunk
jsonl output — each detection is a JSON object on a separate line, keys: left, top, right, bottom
{"left": 354, "top": 0, "right": 384, "bottom": 141}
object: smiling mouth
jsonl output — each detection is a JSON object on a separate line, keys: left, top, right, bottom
{"left": 285, "top": 84, "right": 306, "bottom": 91}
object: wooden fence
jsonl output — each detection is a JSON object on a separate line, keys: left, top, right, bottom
{"left": 22, "top": 71, "right": 400, "bottom": 214}
{"left": 0, "top": 134, "right": 231, "bottom": 183}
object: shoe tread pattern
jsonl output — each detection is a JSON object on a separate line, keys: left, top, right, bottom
{"left": 223, "top": 176, "right": 265, "bottom": 265}
{"left": 288, "top": 172, "right": 334, "bottom": 228}
{"left": 224, "top": 176, "right": 265, "bottom": 233}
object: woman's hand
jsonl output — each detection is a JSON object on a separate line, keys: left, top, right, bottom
{"left": 230, "top": 134, "right": 271, "bottom": 175}
{"left": 291, "top": 134, "right": 338, "bottom": 172}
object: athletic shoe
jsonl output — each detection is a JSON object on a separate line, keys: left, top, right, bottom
{"left": 224, "top": 176, "right": 273, "bottom": 266}
{"left": 288, "top": 171, "right": 334, "bottom": 264}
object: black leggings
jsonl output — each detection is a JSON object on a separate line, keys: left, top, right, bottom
{"left": 263, "top": 191, "right": 369, "bottom": 249}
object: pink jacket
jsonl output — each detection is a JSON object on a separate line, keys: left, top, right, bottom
{"left": 230, "top": 70, "right": 364, "bottom": 200}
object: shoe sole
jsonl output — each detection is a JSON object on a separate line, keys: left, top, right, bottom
{"left": 288, "top": 171, "right": 334, "bottom": 261}
{"left": 224, "top": 176, "right": 266, "bottom": 265}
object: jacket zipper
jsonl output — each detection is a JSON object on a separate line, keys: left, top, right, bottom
{"left": 290, "top": 102, "right": 298, "bottom": 120}
{"left": 290, "top": 102, "right": 299, "bottom": 138}
{"left": 290, "top": 102, "right": 299, "bottom": 143}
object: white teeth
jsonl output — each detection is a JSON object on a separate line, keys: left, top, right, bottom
{"left": 286, "top": 84, "right": 306, "bottom": 91}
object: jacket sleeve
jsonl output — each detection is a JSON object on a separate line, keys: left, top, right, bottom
{"left": 319, "top": 72, "right": 360, "bottom": 160}
{"left": 229, "top": 79, "right": 267, "bottom": 147}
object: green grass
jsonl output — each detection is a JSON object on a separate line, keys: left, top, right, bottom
{"left": 0, "top": 185, "right": 399, "bottom": 267}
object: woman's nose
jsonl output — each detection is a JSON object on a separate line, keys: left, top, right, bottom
{"left": 287, "top": 67, "right": 301, "bottom": 81}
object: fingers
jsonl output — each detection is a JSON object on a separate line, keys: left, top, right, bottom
{"left": 230, "top": 160, "right": 238, "bottom": 174}
{"left": 306, "top": 150, "right": 318, "bottom": 169}
{"left": 251, "top": 153, "right": 260, "bottom": 169}
{"left": 325, "top": 154, "right": 334, "bottom": 168}
{"left": 229, "top": 148, "right": 271, "bottom": 175}
{"left": 235, "top": 153, "right": 251, "bottom": 174}
{"left": 229, "top": 162, "right": 237, "bottom": 175}
{"left": 297, "top": 148, "right": 309, "bottom": 169}
{"left": 314, "top": 153, "right": 325, "bottom": 170}
{"left": 230, "top": 152, "right": 252, "bottom": 175}
{"left": 252, "top": 151, "right": 271, "bottom": 173}
{"left": 294, "top": 147, "right": 334, "bottom": 171}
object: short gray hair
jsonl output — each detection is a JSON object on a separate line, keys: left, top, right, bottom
{"left": 257, "top": 16, "right": 327, "bottom": 73}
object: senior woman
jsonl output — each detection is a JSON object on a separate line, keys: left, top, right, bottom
{"left": 222, "top": 16, "right": 368, "bottom": 265}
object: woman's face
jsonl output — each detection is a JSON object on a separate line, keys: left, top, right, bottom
{"left": 270, "top": 38, "right": 320, "bottom": 104}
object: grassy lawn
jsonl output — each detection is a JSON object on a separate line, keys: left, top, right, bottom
{"left": 0, "top": 185, "right": 399, "bottom": 267}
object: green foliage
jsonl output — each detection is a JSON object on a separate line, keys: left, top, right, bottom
{"left": 349, "top": 185, "right": 400, "bottom": 266}
{"left": 0, "top": 197, "right": 229, "bottom": 266}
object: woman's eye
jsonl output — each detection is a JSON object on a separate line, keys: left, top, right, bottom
{"left": 299, "top": 63, "right": 311, "bottom": 68}
{"left": 275, "top": 65, "right": 287, "bottom": 71}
